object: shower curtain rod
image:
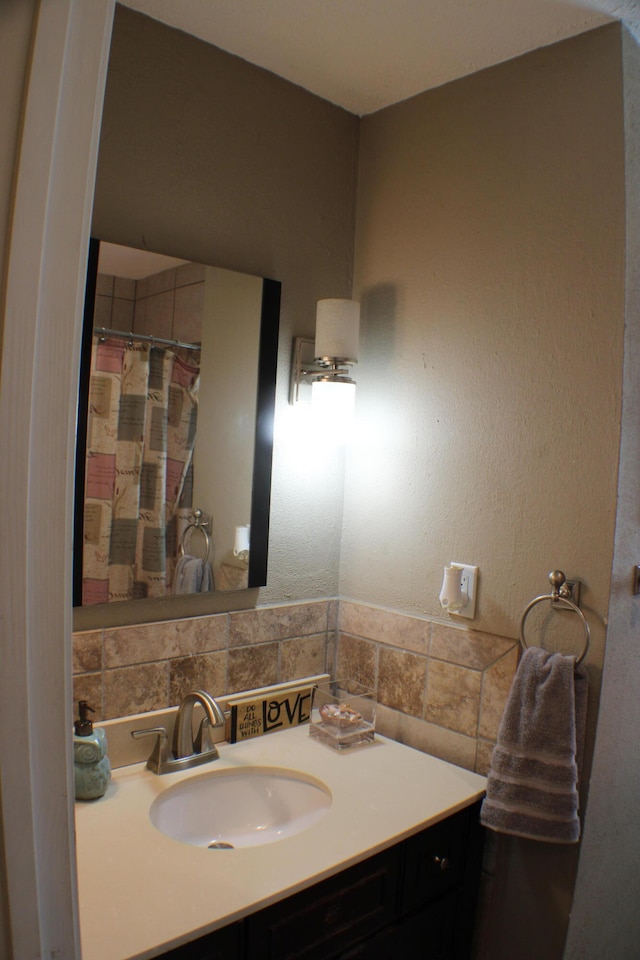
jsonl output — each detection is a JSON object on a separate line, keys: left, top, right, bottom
{"left": 94, "top": 326, "right": 201, "bottom": 352}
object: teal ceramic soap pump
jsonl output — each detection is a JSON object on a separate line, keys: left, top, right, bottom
{"left": 73, "top": 700, "right": 111, "bottom": 800}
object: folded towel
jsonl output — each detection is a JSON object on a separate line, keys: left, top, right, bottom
{"left": 480, "top": 646, "right": 588, "bottom": 844}
{"left": 173, "top": 554, "right": 214, "bottom": 594}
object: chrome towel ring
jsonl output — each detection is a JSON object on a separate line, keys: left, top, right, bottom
{"left": 519, "top": 570, "right": 590, "bottom": 665}
{"left": 179, "top": 509, "right": 211, "bottom": 564}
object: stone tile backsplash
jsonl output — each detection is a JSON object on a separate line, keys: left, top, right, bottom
{"left": 72, "top": 599, "right": 518, "bottom": 776}
{"left": 72, "top": 601, "right": 334, "bottom": 722}
{"left": 335, "top": 602, "right": 519, "bottom": 775}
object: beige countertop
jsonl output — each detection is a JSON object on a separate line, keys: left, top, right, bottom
{"left": 75, "top": 724, "right": 486, "bottom": 960}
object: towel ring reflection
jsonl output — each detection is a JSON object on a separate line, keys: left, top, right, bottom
{"left": 519, "top": 570, "right": 590, "bottom": 665}
{"left": 179, "top": 509, "right": 211, "bottom": 564}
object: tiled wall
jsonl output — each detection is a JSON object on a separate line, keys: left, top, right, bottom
{"left": 335, "top": 601, "right": 519, "bottom": 777}
{"left": 93, "top": 260, "right": 205, "bottom": 344}
{"left": 72, "top": 598, "right": 519, "bottom": 775}
{"left": 73, "top": 600, "right": 335, "bottom": 722}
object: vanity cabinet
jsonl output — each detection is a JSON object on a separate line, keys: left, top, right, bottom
{"left": 160, "top": 923, "right": 243, "bottom": 960}
{"left": 158, "top": 801, "right": 484, "bottom": 960}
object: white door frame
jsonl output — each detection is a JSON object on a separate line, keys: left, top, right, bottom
{"left": 0, "top": 1, "right": 114, "bottom": 955}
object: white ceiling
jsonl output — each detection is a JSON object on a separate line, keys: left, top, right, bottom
{"left": 98, "top": 242, "right": 188, "bottom": 279}
{"left": 118, "top": 1, "right": 636, "bottom": 115}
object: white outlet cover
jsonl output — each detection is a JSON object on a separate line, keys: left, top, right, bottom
{"left": 451, "top": 563, "right": 478, "bottom": 619}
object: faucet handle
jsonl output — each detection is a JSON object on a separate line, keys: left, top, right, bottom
{"left": 131, "top": 726, "right": 170, "bottom": 774}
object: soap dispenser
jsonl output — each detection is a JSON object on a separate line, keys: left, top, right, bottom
{"left": 73, "top": 700, "right": 111, "bottom": 800}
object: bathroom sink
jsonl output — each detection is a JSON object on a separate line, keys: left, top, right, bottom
{"left": 149, "top": 766, "right": 332, "bottom": 849}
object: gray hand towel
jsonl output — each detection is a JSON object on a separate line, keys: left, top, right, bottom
{"left": 173, "top": 555, "right": 214, "bottom": 594}
{"left": 480, "top": 646, "right": 588, "bottom": 844}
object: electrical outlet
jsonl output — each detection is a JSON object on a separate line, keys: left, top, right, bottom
{"left": 451, "top": 562, "right": 478, "bottom": 619}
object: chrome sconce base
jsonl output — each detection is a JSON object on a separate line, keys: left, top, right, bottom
{"left": 289, "top": 338, "right": 356, "bottom": 404}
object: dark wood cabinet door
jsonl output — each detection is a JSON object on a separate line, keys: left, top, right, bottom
{"left": 157, "top": 921, "right": 243, "bottom": 960}
{"left": 336, "top": 891, "right": 457, "bottom": 960}
{"left": 401, "top": 808, "right": 468, "bottom": 915}
{"left": 245, "top": 846, "right": 402, "bottom": 960}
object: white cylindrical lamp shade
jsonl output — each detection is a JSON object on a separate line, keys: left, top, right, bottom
{"left": 311, "top": 378, "right": 356, "bottom": 417}
{"left": 315, "top": 299, "right": 359, "bottom": 362}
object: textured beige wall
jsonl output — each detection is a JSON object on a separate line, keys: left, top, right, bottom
{"left": 345, "top": 25, "right": 623, "bottom": 654}
{"left": 88, "top": 5, "right": 359, "bottom": 624}
{"left": 344, "top": 24, "right": 625, "bottom": 960}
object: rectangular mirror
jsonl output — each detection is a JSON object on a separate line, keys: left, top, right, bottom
{"left": 73, "top": 238, "right": 280, "bottom": 609}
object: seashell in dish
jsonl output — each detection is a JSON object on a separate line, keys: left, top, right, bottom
{"left": 319, "top": 702, "right": 363, "bottom": 726}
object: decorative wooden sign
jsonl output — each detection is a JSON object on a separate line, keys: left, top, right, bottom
{"left": 228, "top": 682, "right": 315, "bottom": 743}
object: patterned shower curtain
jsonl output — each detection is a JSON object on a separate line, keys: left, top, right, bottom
{"left": 82, "top": 336, "right": 199, "bottom": 605}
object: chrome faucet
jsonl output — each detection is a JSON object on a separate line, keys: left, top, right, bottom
{"left": 131, "top": 689, "right": 226, "bottom": 775}
{"left": 173, "top": 690, "right": 226, "bottom": 760}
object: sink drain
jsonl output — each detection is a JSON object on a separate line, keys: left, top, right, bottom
{"left": 207, "top": 841, "right": 235, "bottom": 850}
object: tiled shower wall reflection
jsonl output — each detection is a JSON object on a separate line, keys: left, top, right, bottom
{"left": 94, "top": 261, "right": 205, "bottom": 345}
{"left": 72, "top": 599, "right": 518, "bottom": 775}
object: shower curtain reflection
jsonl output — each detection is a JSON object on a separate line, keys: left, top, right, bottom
{"left": 82, "top": 335, "right": 200, "bottom": 604}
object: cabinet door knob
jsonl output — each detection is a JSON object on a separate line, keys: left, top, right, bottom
{"left": 433, "top": 855, "right": 449, "bottom": 871}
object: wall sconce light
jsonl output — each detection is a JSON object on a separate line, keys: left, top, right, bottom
{"left": 289, "top": 299, "right": 360, "bottom": 407}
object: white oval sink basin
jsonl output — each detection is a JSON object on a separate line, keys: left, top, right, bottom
{"left": 149, "top": 766, "right": 332, "bottom": 849}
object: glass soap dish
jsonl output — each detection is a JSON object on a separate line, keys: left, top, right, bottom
{"left": 309, "top": 679, "right": 376, "bottom": 750}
